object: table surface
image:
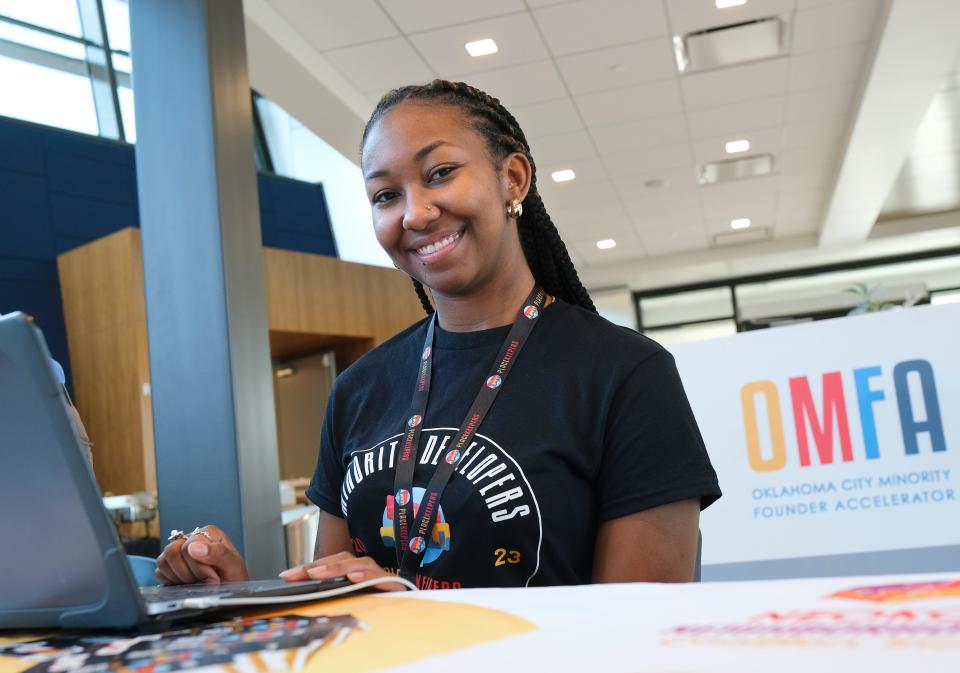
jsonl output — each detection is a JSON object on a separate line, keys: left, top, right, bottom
{"left": 2, "top": 572, "right": 958, "bottom": 672}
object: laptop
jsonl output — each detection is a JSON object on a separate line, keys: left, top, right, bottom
{"left": 0, "top": 312, "right": 354, "bottom": 630}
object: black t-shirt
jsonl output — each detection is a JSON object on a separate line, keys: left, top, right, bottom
{"left": 307, "top": 299, "right": 721, "bottom": 589}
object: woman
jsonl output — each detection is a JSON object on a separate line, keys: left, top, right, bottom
{"left": 156, "top": 81, "right": 720, "bottom": 590}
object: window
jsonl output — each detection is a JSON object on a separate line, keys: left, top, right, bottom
{"left": 0, "top": 0, "right": 129, "bottom": 140}
{"left": 634, "top": 251, "right": 960, "bottom": 340}
{"left": 254, "top": 95, "right": 391, "bottom": 268}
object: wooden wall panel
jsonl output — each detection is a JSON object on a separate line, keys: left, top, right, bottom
{"left": 58, "top": 227, "right": 424, "bottom": 497}
{"left": 263, "top": 248, "right": 426, "bottom": 344}
{"left": 57, "top": 227, "right": 154, "bottom": 495}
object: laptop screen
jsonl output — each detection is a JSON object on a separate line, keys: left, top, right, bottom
{"left": 0, "top": 314, "right": 112, "bottom": 612}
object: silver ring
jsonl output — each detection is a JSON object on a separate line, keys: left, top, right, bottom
{"left": 168, "top": 529, "right": 187, "bottom": 542}
{"left": 189, "top": 527, "right": 216, "bottom": 543}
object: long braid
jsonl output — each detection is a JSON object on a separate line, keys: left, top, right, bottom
{"left": 412, "top": 279, "right": 434, "bottom": 314}
{"left": 363, "top": 80, "right": 597, "bottom": 315}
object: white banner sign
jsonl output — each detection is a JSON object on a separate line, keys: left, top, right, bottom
{"left": 670, "top": 303, "right": 959, "bottom": 566}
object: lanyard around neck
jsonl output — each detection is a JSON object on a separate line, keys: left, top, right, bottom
{"left": 391, "top": 285, "right": 547, "bottom": 579}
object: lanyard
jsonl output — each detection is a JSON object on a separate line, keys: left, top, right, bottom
{"left": 391, "top": 284, "right": 547, "bottom": 579}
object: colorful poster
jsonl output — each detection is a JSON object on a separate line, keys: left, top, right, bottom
{"left": 0, "top": 615, "right": 357, "bottom": 673}
{"left": 670, "top": 303, "right": 959, "bottom": 567}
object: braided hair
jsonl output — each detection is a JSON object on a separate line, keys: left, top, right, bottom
{"left": 361, "top": 79, "right": 597, "bottom": 316}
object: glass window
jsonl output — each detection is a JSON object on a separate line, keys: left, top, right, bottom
{"left": 639, "top": 287, "right": 734, "bottom": 328}
{"left": 0, "top": 0, "right": 82, "bottom": 37}
{"left": 255, "top": 95, "right": 391, "bottom": 268}
{"left": 102, "top": 0, "right": 129, "bottom": 52}
{"left": 0, "top": 19, "right": 86, "bottom": 58}
{"left": 931, "top": 288, "right": 960, "bottom": 305}
{"left": 117, "top": 84, "right": 134, "bottom": 141}
{"left": 644, "top": 319, "right": 738, "bottom": 346}
{"left": 735, "top": 254, "right": 960, "bottom": 325}
{"left": 0, "top": 53, "right": 97, "bottom": 134}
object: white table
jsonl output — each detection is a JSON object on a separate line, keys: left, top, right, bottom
{"left": 376, "top": 572, "right": 959, "bottom": 672}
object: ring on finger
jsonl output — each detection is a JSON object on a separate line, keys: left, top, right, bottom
{"left": 189, "top": 527, "right": 217, "bottom": 543}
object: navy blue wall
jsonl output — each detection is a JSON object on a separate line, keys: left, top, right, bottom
{"left": 0, "top": 115, "right": 337, "bottom": 391}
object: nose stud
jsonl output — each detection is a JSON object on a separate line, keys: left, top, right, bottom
{"left": 425, "top": 204, "right": 433, "bottom": 210}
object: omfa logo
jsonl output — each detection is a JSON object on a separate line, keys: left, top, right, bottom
{"left": 422, "top": 346, "right": 431, "bottom": 360}
{"left": 486, "top": 375, "right": 502, "bottom": 389}
{"left": 395, "top": 489, "right": 410, "bottom": 506}
{"left": 523, "top": 305, "right": 538, "bottom": 320}
{"left": 445, "top": 449, "right": 461, "bottom": 465}
{"left": 741, "top": 359, "right": 946, "bottom": 472}
{"left": 409, "top": 536, "right": 426, "bottom": 554}
{"left": 407, "top": 415, "right": 423, "bottom": 428}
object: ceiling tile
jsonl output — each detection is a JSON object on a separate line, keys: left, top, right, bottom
{"left": 788, "top": 43, "right": 867, "bottom": 92}
{"left": 639, "top": 225, "right": 708, "bottom": 256}
{"left": 378, "top": 0, "right": 526, "bottom": 33}
{"left": 529, "top": 129, "right": 597, "bottom": 167}
{"left": 784, "top": 84, "right": 855, "bottom": 124}
{"left": 795, "top": 0, "right": 852, "bottom": 8}
{"left": 624, "top": 187, "right": 703, "bottom": 218}
{"left": 704, "top": 194, "right": 777, "bottom": 234}
{"left": 576, "top": 79, "right": 683, "bottom": 127}
{"left": 632, "top": 207, "right": 704, "bottom": 233}
{"left": 536, "top": 156, "right": 608, "bottom": 187}
{"left": 552, "top": 203, "right": 632, "bottom": 231}
{"left": 691, "top": 126, "right": 783, "bottom": 165}
{"left": 792, "top": 0, "right": 882, "bottom": 54}
{"left": 699, "top": 176, "right": 779, "bottom": 209}
{"left": 540, "top": 177, "right": 620, "bottom": 210}
{"left": 613, "top": 165, "right": 700, "bottom": 195}
{"left": 465, "top": 60, "right": 567, "bottom": 108}
{"left": 778, "top": 169, "right": 832, "bottom": 193}
{"left": 271, "top": 0, "right": 398, "bottom": 51}
{"left": 532, "top": 0, "right": 668, "bottom": 56}
{"left": 775, "top": 217, "right": 820, "bottom": 238}
{"left": 590, "top": 116, "right": 689, "bottom": 154}
{"left": 602, "top": 142, "right": 694, "bottom": 177}
{"left": 782, "top": 116, "right": 849, "bottom": 150}
{"left": 778, "top": 189, "right": 827, "bottom": 215}
{"left": 572, "top": 231, "right": 646, "bottom": 265}
{"left": 526, "top": 0, "right": 577, "bottom": 6}
{"left": 680, "top": 58, "right": 789, "bottom": 110}
{"left": 778, "top": 192, "right": 827, "bottom": 224}
{"left": 410, "top": 12, "right": 550, "bottom": 77}
{"left": 556, "top": 39, "right": 676, "bottom": 95}
{"left": 779, "top": 144, "right": 839, "bottom": 174}
{"left": 666, "top": 0, "right": 796, "bottom": 36}
{"left": 325, "top": 38, "right": 434, "bottom": 92}
{"left": 512, "top": 98, "right": 583, "bottom": 139}
{"left": 686, "top": 95, "right": 785, "bottom": 140}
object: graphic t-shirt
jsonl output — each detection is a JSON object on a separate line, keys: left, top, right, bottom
{"left": 307, "top": 299, "right": 721, "bottom": 589}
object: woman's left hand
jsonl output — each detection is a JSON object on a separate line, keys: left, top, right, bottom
{"left": 279, "top": 551, "right": 408, "bottom": 591}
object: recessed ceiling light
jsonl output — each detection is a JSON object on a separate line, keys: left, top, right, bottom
{"left": 596, "top": 239, "right": 617, "bottom": 250}
{"left": 716, "top": 0, "right": 747, "bottom": 8}
{"left": 725, "top": 139, "right": 750, "bottom": 154}
{"left": 644, "top": 178, "right": 669, "bottom": 189}
{"left": 730, "top": 218, "right": 751, "bottom": 230}
{"left": 465, "top": 38, "right": 498, "bottom": 57}
{"left": 552, "top": 169, "right": 576, "bottom": 182}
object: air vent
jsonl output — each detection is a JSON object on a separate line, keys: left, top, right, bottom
{"left": 711, "top": 227, "right": 772, "bottom": 248}
{"left": 698, "top": 154, "right": 774, "bottom": 185}
{"left": 674, "top": 17, "right": 787, "bottom": 73}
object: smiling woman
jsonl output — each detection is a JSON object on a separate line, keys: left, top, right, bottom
{"left": 156, "top": 80, "right": 722, "bottom": 591}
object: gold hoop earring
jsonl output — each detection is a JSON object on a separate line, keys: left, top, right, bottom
{"left": 506, "top": 199, "right": 523, "bottom": 219}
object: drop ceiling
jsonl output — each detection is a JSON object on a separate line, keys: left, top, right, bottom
{"left": 246, "top": 0, "right": 960, "bottom": 290}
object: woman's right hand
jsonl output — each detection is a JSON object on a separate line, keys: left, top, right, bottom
{"left": 279, "top": 551, "right": 407, "bottom": 591}
{"left": 155, "top": 524, "right": 250, "bottom": 585}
